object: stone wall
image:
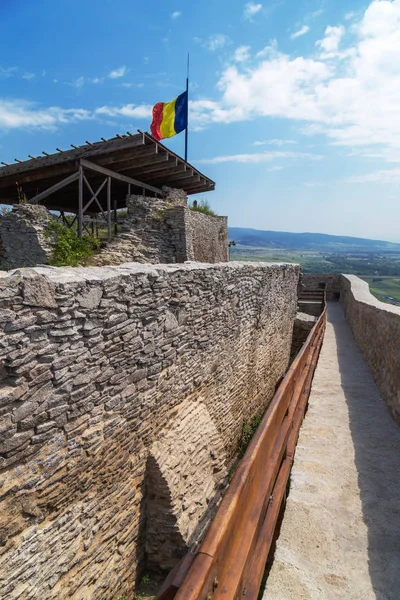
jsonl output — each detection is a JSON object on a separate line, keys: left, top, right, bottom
{"left": 340, "top": 275, "right": 400, "bottom": 424}
{"left": 291, "top": 312, "right": 318, "bottom": 359}
{"left": 91, "top": 187, "right": 228, "bottom": 266}
{"left": 186, "top": 211, "right": 228, "bottom": 263}
{"left": 0, "top": 261, "right": 299, "bottom": 599}
{"left": 0, "top": 204, "right": 53, "bottom": 270}
{"left": 299, "top": 273, "right": 341, "bottom": 300}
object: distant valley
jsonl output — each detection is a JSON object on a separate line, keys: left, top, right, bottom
{"left": 228, "top": 228, "right": 400, "bottom": 253}
{"left": 228, "top": 228, "right": 400, "bottom": 305}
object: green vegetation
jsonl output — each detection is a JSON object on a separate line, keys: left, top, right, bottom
{"left": 230, "top": 246, "right": 400, "bottom": 276}
{"left": 229, "top": 245, "right": 400, "bottom": 306}
{"left": 16, "top": 182, "right": 28, "bottom": 204}
{"left": 360, "top": 276, "right": 400, "bottom": 305}
{"left": 46, "top": 221, "right": 99, "bottom": 267}
{"left": 189, "top": 198, "right": 218, "bottom": 217}
{"left": 237, "top": 413, "right": 262, "bottom": 458}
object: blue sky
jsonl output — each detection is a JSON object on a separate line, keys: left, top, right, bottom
{"left": 1, "top": 0, "right": 400, "bottom": 241}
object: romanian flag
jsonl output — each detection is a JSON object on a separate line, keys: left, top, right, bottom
{"left": 150, "top": 91, "right": 188, "bottom": 141}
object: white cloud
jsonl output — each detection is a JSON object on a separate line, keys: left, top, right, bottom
{"left": 95, "top": 104, "right": 152, "bottom": 119}
{"left": 67, "top": 76, "right": 85, "bottom": 89}
{"left": 316, "top": 25, "right": 345, "bottom": 57}
{"left": 22, "top": 72, "right": 35, "bottom": 80}
{"left": 0, "top": 100, "right": 91, "bottom": 130}
{"left": 346, "top": 168, "right": 400, "bottom": 183}
{"left": 267, "top": 165, "right": 284, "bottom": 171}
{"left": 91, "top": 77, "right": 104, "bottom": 84}
{"left": 108, "top": 66, "right": 127, "bottom": 79}
{"left": 0, "top": 67, "right": 17, "bottom": 78}
{"left": 345, "top": 11, "right": 356, "bottom": 20}
{"left": 308, "top": 8, "right": 323, "bottom": 19}
{"left": 234, "top": 46, "right": 251, "bottom": 62}
{"left": 291, "top": 25, "right": 310, "bottom": 39}
{"left": 254, "top": 139, "right": 297, "bottom": 146}
{"left": 171, "top": 11, "right": 182, "bottom": 19}
{"left": 121, "top": 82, "right": 144, "bottom": 88}
{"left": 205, "top": 34, "right": 231, "bottom": 51}
{"left": 244, "top": 2, "right": 262, "bottom": 20}
{"left": 189, "top": 0, "right": 400, "bottom": 168}
{"left": 196, "top": 151, "right": 322, "bottom": 164}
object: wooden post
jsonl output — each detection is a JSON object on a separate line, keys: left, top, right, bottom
{"left": 107, "top": 176, "right": 112, "bottom": 242}
{"left": 78, "top": 165, "right": 83, "bottom": 237}
{"left": 113, "top": 199, "right": 118, "bottom": 236}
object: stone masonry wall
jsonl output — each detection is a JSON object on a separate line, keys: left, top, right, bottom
{"left": 186, "top": 211, "right": 228, "bottom": 263}
{"left": 0, "top": 204, "right": 53, "bottom": 270}
{"left": 298, "top": 273, "right": 341, "bottom": 300}
{"left": 92, "top": 187, "right": 228, "bottom": 267}
{"left": 340, "top": 275, "right": 400, "bottom": 425}
{"left": 0, "top": 261, "right": 299, "bottom": 599}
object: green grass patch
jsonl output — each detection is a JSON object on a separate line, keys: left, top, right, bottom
{"left": 188, "top": 198, "right": 218, "bottom": 217}
{"left": 237, "top": 413, "right": 262, "bottom": 458}
{"left": 361, "top": 276, "right": 400, "bottom": 303}
{"left": 47, "top": 221, "right": 100, "bottom": 267}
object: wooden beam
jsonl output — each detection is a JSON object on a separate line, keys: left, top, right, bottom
{"left": 0, "top": 134, "right": 145, "bottom": 181}
{"left": 28, "top": 170, "right": 79, "bottom": 204}
{"left": 78, "top": 166, "right": 83, "bottom": 237}
{"left": 107, "top": 177, "right": 112, "bottom": 242}
{"left": 113, "top": 199, "right": 118, "bottom": 236}
{"left": 82, "top": 176, "right": 107, "bottom": 214}
{"left": 79, "top": 158, "right": 161, "bottom": 195}
{"left": 139, "top": 130, "right": 215, "bottom": 187}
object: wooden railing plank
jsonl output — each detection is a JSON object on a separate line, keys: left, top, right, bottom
{"left": 160, "top": 293, "right": 327, "bottom": 600}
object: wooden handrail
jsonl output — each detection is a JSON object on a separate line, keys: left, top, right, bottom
{"left": 158, "top": 294, "right": 327, "bottom": 600}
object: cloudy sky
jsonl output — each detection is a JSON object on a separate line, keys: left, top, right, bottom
{"left": 1, "top": 0, "right": 400, "bottom": 241}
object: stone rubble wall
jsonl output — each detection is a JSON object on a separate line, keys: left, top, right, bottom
{"left": 0, "top": 204, "right": 53, "bottom": 270}
{"left": 298, "top": 273, "right": 341, "bottom": 300}
{"left": 291, "top": 312, "right": 318, "bottom": 359}
{"left": 91, "top": 187, "right": 228, "bottom": 266}
{"left": 340, "top": 275, "right": 400, "bottom": 425}
{"left": 0, "top": 261, "right": 299, "bottom": 599}
{"left": 186, "top": 210, "right": 228, "bottom": 263}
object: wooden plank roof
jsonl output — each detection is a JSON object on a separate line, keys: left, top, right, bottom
{"left": 0, "top": 131, "right": 214, "bottom": 211}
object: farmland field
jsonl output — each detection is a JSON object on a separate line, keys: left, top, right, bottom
{"left": 229, "top": 246, "right": 400, "bottom": 306}
{"left": 360, "top": 277, "right": 400, "bottom": 305}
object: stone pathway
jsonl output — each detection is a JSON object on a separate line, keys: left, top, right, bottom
{"left": 263, "top": 302, "right": 400, "bottom": 600}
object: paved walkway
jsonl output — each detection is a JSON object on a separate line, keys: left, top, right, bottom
{"left": 263, "top": 302, "right": 400, "bottom": 600}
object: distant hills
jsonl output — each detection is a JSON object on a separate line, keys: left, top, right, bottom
{"left": 228, "top": 228, "right": 400, "bottom": 253}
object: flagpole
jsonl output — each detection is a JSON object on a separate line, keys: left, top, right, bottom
{"left": 185, "top": 53, "right": 189, "bottom": 162}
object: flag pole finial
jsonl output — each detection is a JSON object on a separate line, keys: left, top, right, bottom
{"left": 185, "top": 53, "right": 189, "bottom": 162}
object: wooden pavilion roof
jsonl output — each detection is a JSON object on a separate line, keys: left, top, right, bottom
{"left": 0, "top": 131, "right": 214, "bottom": 212}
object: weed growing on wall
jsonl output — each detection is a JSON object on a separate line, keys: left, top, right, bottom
{"left": 16, "top": 182, "right": 28, "bottom": 204}
{"left": 237, "top": 413, "right": 262, "bottom": 458}
{"left": 188, "top": 198, "right": 218, "bottom": 217}
{"left": 46, "top": 221, "right": 99, "bottom": 267}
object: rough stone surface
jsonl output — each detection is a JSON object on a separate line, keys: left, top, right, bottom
{"left": 264, "top": 302, "right": 400, "bottom": 600}
{"left": 0, "top": 204, "right": 53, "bottom": 270}
{"left": 291, "top": 312, "right": 318, "bottom": 357}
{"left": 299, "top": 273, "right": 341, "bottom": 300}
{"left": 92, "top": 187, "right": 228, "bottom": 266}
{"left": 186, "top": 210, "right": 228, "bottom": 263}
{"left": 0, "top": 261, "right": 299, "bottom": 600}
{"left": 340, "top": 274, "right": 400, "bottom": 424}
{"left": 147, "top": 400, "right": 228, "bottom": 572}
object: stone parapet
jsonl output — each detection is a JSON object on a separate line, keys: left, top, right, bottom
{"left": 0, "top": 204, "right": 52, "bottom": 270}
{"left": 340, "top": 275, "right": 400, "bottom": 424}
{"left": 0, "top": 261, "right": 299, "bottom": 599}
